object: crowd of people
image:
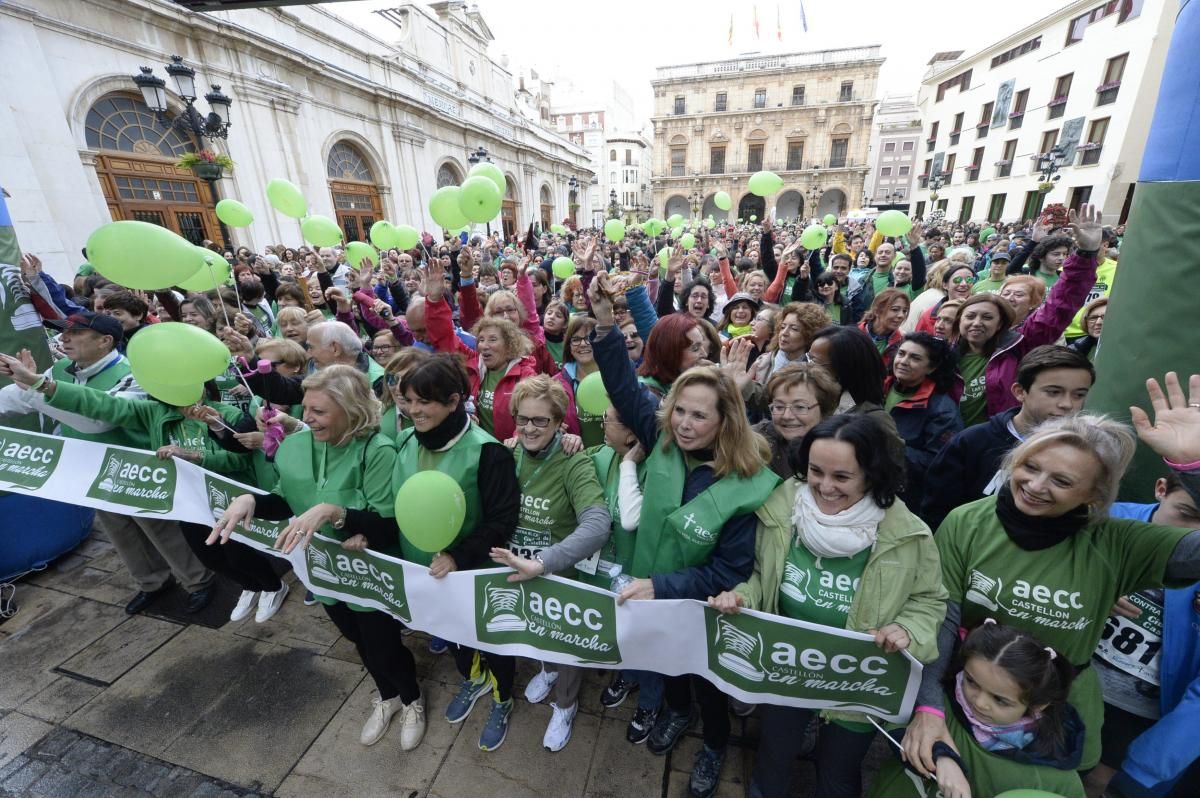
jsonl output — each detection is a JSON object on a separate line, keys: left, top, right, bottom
{"left": 1, "top": 204, "right": 1197, "bottom": 798}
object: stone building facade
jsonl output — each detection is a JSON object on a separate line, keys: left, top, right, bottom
{"left": 0, "top": 0, "right": 594, "bottom": 280}
{"left": 649, "top": 47, "right": 883, "bottom": 223}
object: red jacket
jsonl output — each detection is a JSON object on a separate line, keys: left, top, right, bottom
{"left": 459, "top": 273, "right": 559, "bottom": 377}
{"left": 427, "top": 294, "right": 538, "bottom": 441}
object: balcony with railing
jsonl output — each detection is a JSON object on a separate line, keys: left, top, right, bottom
{"left": 1008, "top": 111, "right": 1024, "bottom": 130}
{"left": 1096, "top": 81, "right": 1121, "bottom": 106}
{"left": 651, "top": 46, "right": 883, "bottom": 82}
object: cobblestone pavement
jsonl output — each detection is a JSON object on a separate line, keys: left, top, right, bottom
{"left": 0, "top": 526, "right": 889, "bottom": 797}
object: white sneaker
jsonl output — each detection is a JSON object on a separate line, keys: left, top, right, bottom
{"left": 361, "top": 695, "right": 402, "bottom": 746}
{"left": 524, "top": 667, "right": 559, "bottom": 704}
{"left": 543, "top": 701, "right": 577, "bottom": 752}
{"left": 398, "top": 696, "right": 426, "bottom": 751}
{"left": 230, "top": 590, "right": 257, "bottom": 622}
{"left": 255, "top": 582, "right": 289, "bottom": 623}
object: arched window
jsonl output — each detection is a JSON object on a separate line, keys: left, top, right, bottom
{"left": 85, "top": 94, "right": 194, "bottom": 157}
{"left": 437, "top": 162, "right": 463, "bottom": 188}
{"left": 610, "top": 149, "right": 617, "bottom": 161}
{"left": 326, "top": 141, "right": 374, "bottom": 182}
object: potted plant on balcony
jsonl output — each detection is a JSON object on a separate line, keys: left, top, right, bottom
{"left": 176, "top": 149, "right": 234, "bottom": 180}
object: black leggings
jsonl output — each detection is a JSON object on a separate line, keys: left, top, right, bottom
{"left": 179, "top": 522, "right": 282, "bottom": 593}
{"left": 752, "top": 705, "right": 876, "bottom": 798}
{"left": 323, "top": 602, "right": 419, "bottom": 704}
{"left": 450, "top": 644, "right": 515, "bottom": 703}
{"left": 664, "top": 674, "right": 730, "bottom": 751}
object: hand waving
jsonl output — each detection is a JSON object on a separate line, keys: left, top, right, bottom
{"left": 1131, "top": 372, "right": 1200, "bottom": 465}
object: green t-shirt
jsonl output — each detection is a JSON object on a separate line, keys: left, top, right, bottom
{"left": 477, "top": 369, "right": 504, "bottom": 435}
{"left": 1036, "top": 269, "right": 1060, "bottom": 289}
{"left": 777, "top": 537, "right": 871, "bottom": 628}
{"left": 827, "top": 303, "right": 842, "bottom": 324}
{"left": 958, "top": 352, "right": 989, "bottom": 426}
{"left": 1065, "top": 258, "right": 1117, "bottom": 338}
{"left": 871, "top": 270, "right": 891, "bottom": 298}
{"left": 937, "top": 496, "right": 1190, "bottom": 768}
{"left": 509, "top": 444, "right": 606, "bottom": 578}
{"left": 546, "top": 338, "right": 565, "bottom": 366}
{"left": 972, "top": 278, "right": 1004, "bottom": 295}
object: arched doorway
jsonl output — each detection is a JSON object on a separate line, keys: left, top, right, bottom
{"left": 816, "top": 188, "right": 847, "bottom": 219}
{"left": 664, "top": 194, "right": 690, "bottom": 219}
{"left": 327, "top": 141, "right": 382, "bottom": 243}
{"left": 701, "top": 194, "right": 729, "bottom": 222}
{"left": 502, "top": 176, "right": 520, "bottom": 241}
{"left": 85, "top": 93, "right": 219, "bottom": 245}
{"left": 776, "top": 190, "right": 804, "bottom": 221}
{"left": 540, "top": 185, "right": 553, "bottom": 231}
{"left": 737, "top": 193, "right": 765, "bottom": 222}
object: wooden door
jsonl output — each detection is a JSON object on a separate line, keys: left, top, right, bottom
{"left": 330, "top": 180, "right": 383, "bottom": 243}
{"left": 95, "top": 154, "right": 219, "bottom": 245}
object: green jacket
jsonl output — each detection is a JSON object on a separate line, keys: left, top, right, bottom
{"left": 48, "top": 381, "right": 253, "bottom": 482}
{"left": 735, "top": 478, "right": 948, "bottom": 662}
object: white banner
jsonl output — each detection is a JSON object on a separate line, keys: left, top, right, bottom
{"left": 0, "top": 426, "right": 921, "bottom": 721}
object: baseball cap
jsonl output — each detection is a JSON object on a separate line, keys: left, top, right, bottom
{"left": 990, "top": 250, "right": 1012, "bottom": 262}
{"left": 63, "top": 311, "right": 125, "bottom": 344}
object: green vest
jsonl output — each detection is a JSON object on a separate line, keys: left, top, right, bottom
{"left": 274, "top": 430, "right": 393, "bottom": 548}
{"left": 49, "top": 357, "right": 144, "bottom": 447}
{"left": 576, "top": 446, "right": 641, "bottom": 589}
{"left": 392, "top": 422, "right": 494, "bottom": 566}
{"left": 637, "top": 375, "right": 668, "bottom": 398}
{"left": 632, "top": 436, "right": 780, "bottom": 577}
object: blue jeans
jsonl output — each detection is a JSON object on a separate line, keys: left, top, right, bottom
{"left": 631, "top": 670, "right": 664, "bottom": 711}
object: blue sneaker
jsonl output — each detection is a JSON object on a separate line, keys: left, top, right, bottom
{"left": 429, "top": 636, "right": 449, "bottom": 654}
{"left": 478, "top": 698, "right": 513, "bottom": 752}
{"left": 445, "top": 675, "right": 491, "bottom": 724}
{"left": 688, "top": 745, "right": 726, "bottom": 798}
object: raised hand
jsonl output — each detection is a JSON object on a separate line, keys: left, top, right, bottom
{"left": 1131, "top": 372, "right": 1200, "bottom": 465}
{"left": 1067, "top": 203, "right": 1102, "bottom": 251}
{"left": 588, "top": 271, "right": 616, "bottom": 326}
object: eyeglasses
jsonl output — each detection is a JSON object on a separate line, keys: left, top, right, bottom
{"left": 770, "top": 402, "right": 820, "bottom": 417}
{"left": 515, "top": 415, "right": 553, "bottom": 428}
{"left": 801, "top": 353, "right": 826, "bottom": 366}
{"left": 374, "top": 344, "right": 396, "bottom": 353}
{"left": 951, "top": 276, "right": 974, "bottom": 285}
{"left": 569, "top": 336, "right": 592, "bottom": 347}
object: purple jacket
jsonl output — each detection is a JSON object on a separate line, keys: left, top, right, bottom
{"left": 983, "top": 252, "right": 1097, "bottom": 416}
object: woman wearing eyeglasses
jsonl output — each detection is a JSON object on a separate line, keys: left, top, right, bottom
{"left": 555, "top": 315, "right": 605, "bottom": 448}
{"left": 378, "top": 348, "right": 431, "bottom": 441}
{"left": 488, "top": 376, "right": 610, "bottom": 753}
{"left": 912, "top": 264, "right": 975, "bottom": 334}
{"left": 584, "top": 271, "right": 780, "bottom": 797}
{"left": 755, "top": 363, "right": 842, "bottom": 478}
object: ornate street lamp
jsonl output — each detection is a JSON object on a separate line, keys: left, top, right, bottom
{"left": 131, "top": 55, "right": 233, "bottom": 249}
{"left": 607, "top": 189, "right": 621, "bottom": 220}
{"left": 133, "top": 55, "right": 232, "bottom": 140}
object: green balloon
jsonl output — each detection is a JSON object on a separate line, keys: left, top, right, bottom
{"left": 265, "top": 178, "right": 307, "bottom": 219}
{"left": 748, "top": 170, "right": 783, "bottom": 197}
{"left": 876, "top": 209, "right": 914, "bottom": 237}
{"left": 823, "top": 213, "right": 837, "bottom": 226}
{"left": 550, "top": 223, "right": 567, "bottom": 234}
{"left": 468, "top": 162, "right": 506, "bottom": 196}
{"left": 458, "top": 175, "right": 503, "bottom": 223}
{"left": 301, "top": 214, "right": 343, "bottom": 247}
{"left": 552, "top": 256, "right": 576, "bottom": 279}
{"left": 394, "top": 224, "right": 420, "bottom": 251}
{"left": 680, "top": 233, "right": 696, "bottom": 250}
{"left": 178, "top": 249, "right": 232, "bottom": 292}
{"left": 215, "top": 199, "right": 253, "bottom": 228}
{"left": 703, "top": 218, "right": 716, "bottom": 229}
{"left": 128, "top": 322, "right": 230, "bottom": 388}
{"left": 658, "top": 246, "right": 673, "bottom": 266}
{"left": 800, "top": 224, "right": 828, "bottom": 250}
{"left": 345, "top": 240, "right": 378, "bottom": 268}
{"left": 370, "top": 221, "right": 401, "bottom": 250}
{"left": 604, "top": 218, "right": 626, "bottom": 242}
{"left": 750, "top": 214, "right": 758, "bottom": 222}
{"left": 86, "top": 221, "right": 203, "bottom": 291}
{"left": 395, "top": 470, "right": 466, "bottom": 554}
{"left": 429, "top": 186, "right": 469, "bottom": 230}
{"left": 714, "top": 191, "right": 732, "bottom": 211}
{"left": 135, "top": 378, "right": 204, "bottom": 407}
{"left": 575, "top": 371, "right": 611, "bottom": 416}
{"left": 667, "top": 214, "right": 685, "bottom": 228}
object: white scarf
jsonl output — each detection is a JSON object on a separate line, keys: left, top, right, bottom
{"left": 791, "top": 482, "right": 885, "bottom": 558}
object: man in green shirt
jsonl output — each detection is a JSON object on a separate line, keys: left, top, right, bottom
{"left": 972, "top": 250, "right": 1011, "bottom": 294}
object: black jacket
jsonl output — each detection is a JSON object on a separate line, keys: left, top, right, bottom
{"left": 920, "top": 406, "right": 1020, "bottom": 532}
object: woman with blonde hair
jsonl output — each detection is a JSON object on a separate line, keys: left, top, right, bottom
{"left": 753, "top": 363, "right": 841, "bottom": 478}
{"left": 460, "top": 259, "right": 558, "bottom": 375}
{"left": 555, "top": 314, "right": 605, "bottom": 447}
{"left": 211, "top": 365, "right": 427, "bottom": 752}
{"left": 489, "top": 375, "right": 610, "bottom": 752}
{"left": 584, "top": 271, "right": 780, "bottom": 798}
{"left": 903, "top": 375, "right": 1200, "bottom": 779}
